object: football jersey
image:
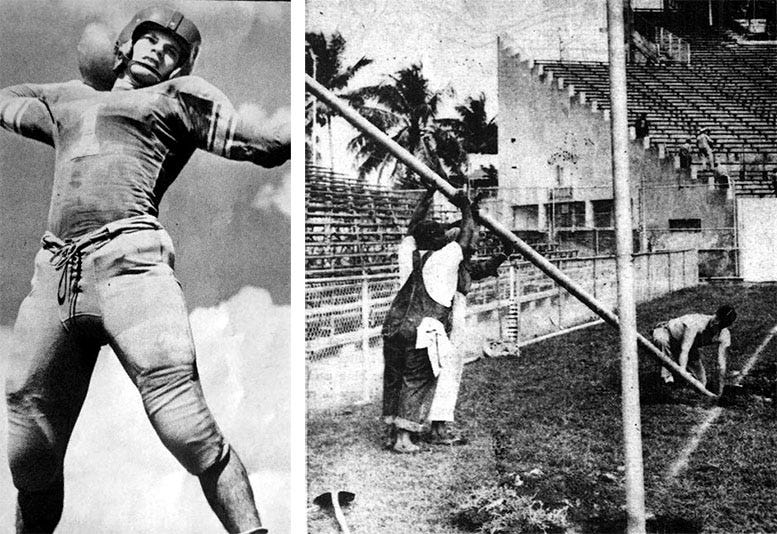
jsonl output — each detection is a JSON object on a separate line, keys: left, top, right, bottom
{"left": 0, "top": 76, "right": 289, "bottom": 240}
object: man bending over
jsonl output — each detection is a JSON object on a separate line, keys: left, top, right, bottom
{"left": 651, "top": 305, "right": 737, "bottom": 395}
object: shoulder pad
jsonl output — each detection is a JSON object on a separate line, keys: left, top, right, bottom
{"left": 162, "top": 75, "right": 229, "bottom": 104}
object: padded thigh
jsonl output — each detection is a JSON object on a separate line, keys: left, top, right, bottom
{"left": 6, "top": 249, "right": 100, "bottom": 490}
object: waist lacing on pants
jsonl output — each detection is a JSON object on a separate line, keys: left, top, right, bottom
{"left": 40, "top": 215, "right": 164, "bottom": 313}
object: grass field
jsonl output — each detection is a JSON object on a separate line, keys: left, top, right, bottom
{"left": 307, "top": 284, "right": 777, "bottom": 533}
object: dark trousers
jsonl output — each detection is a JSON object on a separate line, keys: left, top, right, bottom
{"left": 382, "top": 336, "right": 437, "bottom": 432}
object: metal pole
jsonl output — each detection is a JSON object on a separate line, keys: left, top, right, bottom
{"left": 360, "top": 275, "right": 371, "bottom": 403}
{"left": 305, "top": 74, "right": 717, "bottom": 398}
{"left": 639, "top": 176, "right": 648, "bottom": 252}
{"left": 607, "top": 0, "right": 646, "bottom": 532}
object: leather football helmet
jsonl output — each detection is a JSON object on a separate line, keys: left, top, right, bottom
{"left": 113, "top": 6, "right": 201, "bottom": 80}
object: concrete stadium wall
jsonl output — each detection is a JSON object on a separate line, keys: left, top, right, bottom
{"left": 495, "top": 41, "right": 738, "bottom": 275}
{"left": 643, "top": 185, "right": 734, "bottom": 232}
{"left": 497, "top": 41, "right": 680, "bottom": 205}
{"left": 307, "top": 249, "right": 698, "bottom": 411}
{"left": 738, "top": 198, "right": 777, "bottom": 281}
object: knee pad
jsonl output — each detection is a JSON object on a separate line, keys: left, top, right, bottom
{"left": 199, "top": 443, "right": 232, "bottom": 478}
{"left": 159, "top": 426, "right": 227, "bottom": 476}
{"left": 139, "top": 365, "right": 226, "bottom": 474}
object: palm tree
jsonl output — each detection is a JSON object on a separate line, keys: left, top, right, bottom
{"left": 305, "top": 31, "right": 372, "bottom": 168}
{"left": 347, "top": 63, "right": 466, "bottom": 187}
{"left": 441, "top": 93, "right": 498, "bottom": 155}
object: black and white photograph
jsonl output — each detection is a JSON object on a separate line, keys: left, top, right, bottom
{"left": 305, "top": 0, "right": 777, "bottom": 532}
{"left": 0, "top": 1, "right": 290, "bottom": 532}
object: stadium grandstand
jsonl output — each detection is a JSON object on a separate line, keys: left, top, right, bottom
{"left": 306, "top": 165, "right": 581, "bottom": 279}
{"left": 498, "top": 1, "right": 776, "bottom": 284}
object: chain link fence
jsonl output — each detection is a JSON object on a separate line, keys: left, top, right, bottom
{"left": 307, "top": 248, "right": 698, "bottom": 409}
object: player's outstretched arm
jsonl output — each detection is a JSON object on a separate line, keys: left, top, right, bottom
{"left": 0, "top": 85, "right": 54, "bottom": 146}
{"left": 179, "top": 77, "right": 290, "bottom": 168}
{"left": 227, "top": 112, "right": 290, "bottom": 167}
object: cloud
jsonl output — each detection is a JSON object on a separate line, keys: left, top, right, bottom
{"left": 252, "top": 169, "right": 291, "bottom": 217}
{"left": 238, "top": 103, "right": 291, "bottom": 131}
{"left": 0, "top": 288, "right": 290, "bottom": 533}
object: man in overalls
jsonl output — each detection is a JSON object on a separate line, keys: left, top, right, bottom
{"left": 381, "top": 187, "right": 474, "bottom": 453}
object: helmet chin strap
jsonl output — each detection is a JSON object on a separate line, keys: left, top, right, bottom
{"left": 126, "top": 59, "right": 163, "bottom": 86}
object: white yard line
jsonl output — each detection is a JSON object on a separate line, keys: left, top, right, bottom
{"left": 666, "top": 324, "right": 777, "bottom": 480}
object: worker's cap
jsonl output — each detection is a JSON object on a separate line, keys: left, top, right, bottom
{"left": 715, "top": 304, "right": 737, "bottom": 327}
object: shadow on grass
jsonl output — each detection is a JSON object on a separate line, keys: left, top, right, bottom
{"left": 581, "top": 514, "right": 703, "bottom": 534}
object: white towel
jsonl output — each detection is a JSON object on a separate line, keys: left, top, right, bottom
{"left": 416, "top": 317, "right": 453, "bottom": 377}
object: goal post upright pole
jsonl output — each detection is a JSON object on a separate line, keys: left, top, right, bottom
{"left": 304, "top": 74, "right": 716, "bottom": 399}
{"left": 607, "top": 0, "right": 647, "bottom": 532}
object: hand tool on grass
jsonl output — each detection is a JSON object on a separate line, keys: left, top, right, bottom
{"left": 314, "top": 490, "right": 355, "bottom": 533}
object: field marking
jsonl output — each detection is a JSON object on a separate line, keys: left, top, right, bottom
{"left": 666, "top": 323, "right": 777, "bottom": 480}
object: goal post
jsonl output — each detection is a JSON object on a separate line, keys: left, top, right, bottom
{"left": 608, "top": 0, "right": 647, "bottom": 531}
{"left": 304, "top": 74, "right": 716, "bottom": 400}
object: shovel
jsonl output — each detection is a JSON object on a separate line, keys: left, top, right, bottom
{"left": 314, "top": 490, "right": 355, "bottom": 533}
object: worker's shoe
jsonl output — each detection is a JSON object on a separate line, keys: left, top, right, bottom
{"left": 428, "top": 423, "right": 468, "bottom": 446}
{"left": 392, "top": 441, "right": 421, "bottom": 453}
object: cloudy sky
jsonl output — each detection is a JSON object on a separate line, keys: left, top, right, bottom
{"left": 0, "top": 1, "right": 291, "bottom": 532}
{"left": 306, "top": 0, "right": 659, "bottom": 115}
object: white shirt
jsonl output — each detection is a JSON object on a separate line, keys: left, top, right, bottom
{"left": 397, "top": 236, "right": 463, "bottom": 307}
{"left": 664, "top": 313, "right": 730, "bottom": 348}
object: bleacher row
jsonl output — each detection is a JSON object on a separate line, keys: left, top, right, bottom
{"left": 306, "top": 166, "right": 420, "bottom": 277}
{"left": 692, "top": 167, "right": 777, "bottom": 197}
{"left": 538, "top": 61, "right": 776, "bottom": 157}
{"left": 306, "top": 166, "right": 579, "bottom": 277}
{"left": 534, "top": 22, "right": 776, "bottom": 171}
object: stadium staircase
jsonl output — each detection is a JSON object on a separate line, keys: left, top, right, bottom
{"left": 306, "top": 165, "right": 579, "bottom": 278}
